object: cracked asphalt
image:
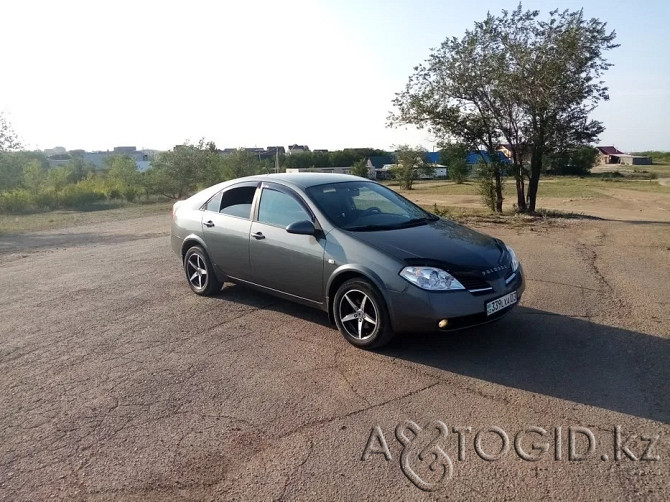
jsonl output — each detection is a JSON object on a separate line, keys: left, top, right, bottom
{"left": 1, "top": 213, "right": 669, "bottom": 500}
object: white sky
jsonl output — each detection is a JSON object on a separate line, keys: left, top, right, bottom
{"left": 1, "top": 0, "right": 668, "bottom": 152}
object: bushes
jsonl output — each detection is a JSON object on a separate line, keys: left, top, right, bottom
{"left": 0, "top": 189, "right": 35, "bottom": 213}
{"left": 0, "top": 185, "right": 107, "bottom": 213}
{"left": 60, "top": 184, "right": 106, "bottom": 207}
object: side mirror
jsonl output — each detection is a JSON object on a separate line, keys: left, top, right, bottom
{"left": 286, "top": 220, "right": 316, "bottom": 235}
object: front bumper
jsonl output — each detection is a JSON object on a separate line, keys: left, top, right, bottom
{"left": 386, "top": 265, "right": 525, "bottom": 333}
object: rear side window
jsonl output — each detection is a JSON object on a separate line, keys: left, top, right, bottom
{"left": 220, "top": 186, "right": 256, "bottom": 219}
{"left": 258, "top": 189, "right": 310, "bottom": 228}
{"left": 205, "top": 191, "right": 223, "bottom": 212}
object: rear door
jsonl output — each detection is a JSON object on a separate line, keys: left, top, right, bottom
{"left": 201, "top": 182, "right": 258, "bottom": 281}
{"left": 248, "top": 183, "right": 325, "bottom": 303}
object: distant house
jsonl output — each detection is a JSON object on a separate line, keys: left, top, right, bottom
{"left": 596, "top": 146, "right": 651, "bottom": 165}
{"left": 43, "top": 145, "right": 154, "bottom": 171}
{"left": 597, "top": 146, "right": 625, "bottom": 164}
{"left": 366, "top": 155, "right": 394, "bottom": 170}
{"left": 365, "top": 155, "right": 392, "bottom": 180}
{"left": 266, "top": 146, "right": 286, "bottom": 155}
{"left": 614, "top": 154, "right": 652, "bottom": 166}
{"left": 365, "top": 155, "right": 394, "bottom": 179}
{"left": 369, "top": 151, "right": 447, "bottom": 180}
{"left": 288, "top": 144, "right": 310, "bottom": 155}
{"left": 82, "top": 148, "right": 151, "bottom": 171}
{"left": 422, "top": 152, "right": 447, "bottom": 178}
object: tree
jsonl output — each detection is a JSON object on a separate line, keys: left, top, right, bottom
{"left": 546, "top": 146, "right": 598, "bottom": 175}
{"left": 350, "top": 158, "right": 370, "bottom": 178}
{"left": 220, "top": 149, "right": 265, "bottom": 180}
{"left": 46, "top": 166, "right": 71, "bottom": 193}
{"left": 0, "top": 113, "right": 22, "bottom": 152}
{"left": 23, "top": 160, "right": 48, "bottom": 194}
{"left": 391, "top": 145, "right": 431, "bottom": 190}
{"left": 389, "top": 4, "right": 617, "bottom": 212}
{"left": 66, "top": 156, "right": 94, "bottom": 183}
{"left": 439, "top": 142, "right": 469, "bottom": 183}
{"left": 107, "top": 155, "right": 141, "bottom": 200}
{"left": 146, "top": 140, "right": 212, "bottom": 199}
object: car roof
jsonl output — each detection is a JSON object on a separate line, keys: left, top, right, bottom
{"left": 186, "top": 173, "right": 373, "bottom": 208}
{"left": 245, "top": 172, "right": 367, "bottom": 189}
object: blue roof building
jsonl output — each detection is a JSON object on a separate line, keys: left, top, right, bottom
{"left": 466, "top": 150, "right": 511, "bottom": 165}
{"left": 426, "top": 151, "right": 440, "bottom": 164}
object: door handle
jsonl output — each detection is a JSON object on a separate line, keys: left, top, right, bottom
{"left": 204, "top": 220, "right": 215, "bottom": 228}
{"left": 252, "top": 231, "right": 265, "bottom": 240}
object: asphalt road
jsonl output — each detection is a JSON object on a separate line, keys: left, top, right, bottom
{"left": 1, "top": 213, "right": 669, "bottom": 501}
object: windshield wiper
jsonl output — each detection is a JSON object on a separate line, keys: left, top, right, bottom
{"left": 395, "top": 217, "right": 432, "bottom": 228}
{"left": 346, "top": 224, "right": 397, "bottom": 231}
{"left": 347, "top": 217, "right": 434, "bottom": 232}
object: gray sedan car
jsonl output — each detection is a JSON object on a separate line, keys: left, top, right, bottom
{"left": 171, "top": 173, "right": 524, "bottom": 348}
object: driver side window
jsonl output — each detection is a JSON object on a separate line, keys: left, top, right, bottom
{"left": 258, "top": 189, "right": 310, "bottom": 228}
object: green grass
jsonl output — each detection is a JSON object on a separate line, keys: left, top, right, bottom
{"left": 634, "top": 162, "right": 670, "bottom": 178}
{"left": 0, "top": 201, "right": 173, "bottom": 235}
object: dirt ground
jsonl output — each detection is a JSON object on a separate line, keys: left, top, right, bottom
{"left": 402, "top": 180, "right": 670, "bottom": 223}
{"left": 1, "top": 188, "right": 669, "bottom": 500}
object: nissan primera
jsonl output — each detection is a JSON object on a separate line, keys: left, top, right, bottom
{"left": 171, "top": 173, "right": 524, "bottom": 349}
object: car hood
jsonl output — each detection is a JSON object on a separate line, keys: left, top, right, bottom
{"left": 350, "top": 218, "right": 506, "bottom": 273}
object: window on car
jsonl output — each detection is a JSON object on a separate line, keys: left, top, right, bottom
{"left": 351, "top": 186, "right": 406, "bottom": 216}
{"left": 306, "top": 181, "right": 434, "bottom": 231}
{"left": 204, "top": 191, "right": 223, "bottom": 212}
{"left": 219, "top": 186, "right": 256, "bottom": 219}
{"left": 258, "top": 189, "right": 310, "bottom": 228}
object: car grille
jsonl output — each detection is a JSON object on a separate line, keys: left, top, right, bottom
{"left": 452, "top": 273, "right": 493, "bottom": 295}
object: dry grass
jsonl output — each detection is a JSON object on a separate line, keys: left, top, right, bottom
{"left": 0, "top": 202, "right": 173, "bottom": 234}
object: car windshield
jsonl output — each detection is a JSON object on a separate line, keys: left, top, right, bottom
{"left": 306, "top": 181, "right": 437, "bottom": 231}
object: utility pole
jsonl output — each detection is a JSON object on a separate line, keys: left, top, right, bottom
{"left": 275, "top": 148, "right": 279, "bottom": 174}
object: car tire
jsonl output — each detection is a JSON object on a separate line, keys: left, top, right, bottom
{"left": 183, "top": 246, "right": 221, "bottom": 296}
{"left": 333, "top": 278, "right": 394, "bottom": 349}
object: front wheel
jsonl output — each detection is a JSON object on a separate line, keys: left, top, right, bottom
{"left": 183, "top": 246, "right": 221, "bottom": 296}
{"left": 333, "top": 279, "right": 395, "bottom": 349}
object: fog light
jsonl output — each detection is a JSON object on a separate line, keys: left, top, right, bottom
{"left": 438, "top": 319, "right": 449, "bottom": 329}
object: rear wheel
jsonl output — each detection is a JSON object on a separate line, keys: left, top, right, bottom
{"left": 183, "top": 246, "right": 221, "bottom": 296}
{"left": 333, "top": 279, "right": 394, "bottom": 349}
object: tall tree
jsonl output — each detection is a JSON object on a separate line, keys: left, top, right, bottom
{"left": 146, "top": 140, "right": 213, "bottom": 199}
{"left": 389, "top": 4, "right": 617, "bottom": 212}
{"left": 0, "top": 113, "right": 22, "bottom": 152}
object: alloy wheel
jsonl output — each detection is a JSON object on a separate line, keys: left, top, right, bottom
{"left": 186, "top": 253, "right": 208, "bottom": 290}
{"left": 338, "top": 289, "right": 378, "bottom": 340}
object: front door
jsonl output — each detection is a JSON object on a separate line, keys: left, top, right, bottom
{"left": 249, "top": 185, "right": 325, "bottom": 303}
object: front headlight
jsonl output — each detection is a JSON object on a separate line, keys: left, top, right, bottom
{"left": 400, "top": 266, "right": 465, "bottom": 291}
{"left": 506, "top": 245, "right": 519, "bottom": 272}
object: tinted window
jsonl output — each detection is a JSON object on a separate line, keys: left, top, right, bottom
{"left": 306, "top": 181, "right": 433, "bottom": 231}
{"left": 220, "top": 186, "right": 256, "bottom": 219}
{"left": 258, "top": 189, "right": 310, "bottom": 228}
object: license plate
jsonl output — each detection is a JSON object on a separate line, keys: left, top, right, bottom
{"left": 486, "top": 291, "right": 518, "bottom": 316}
